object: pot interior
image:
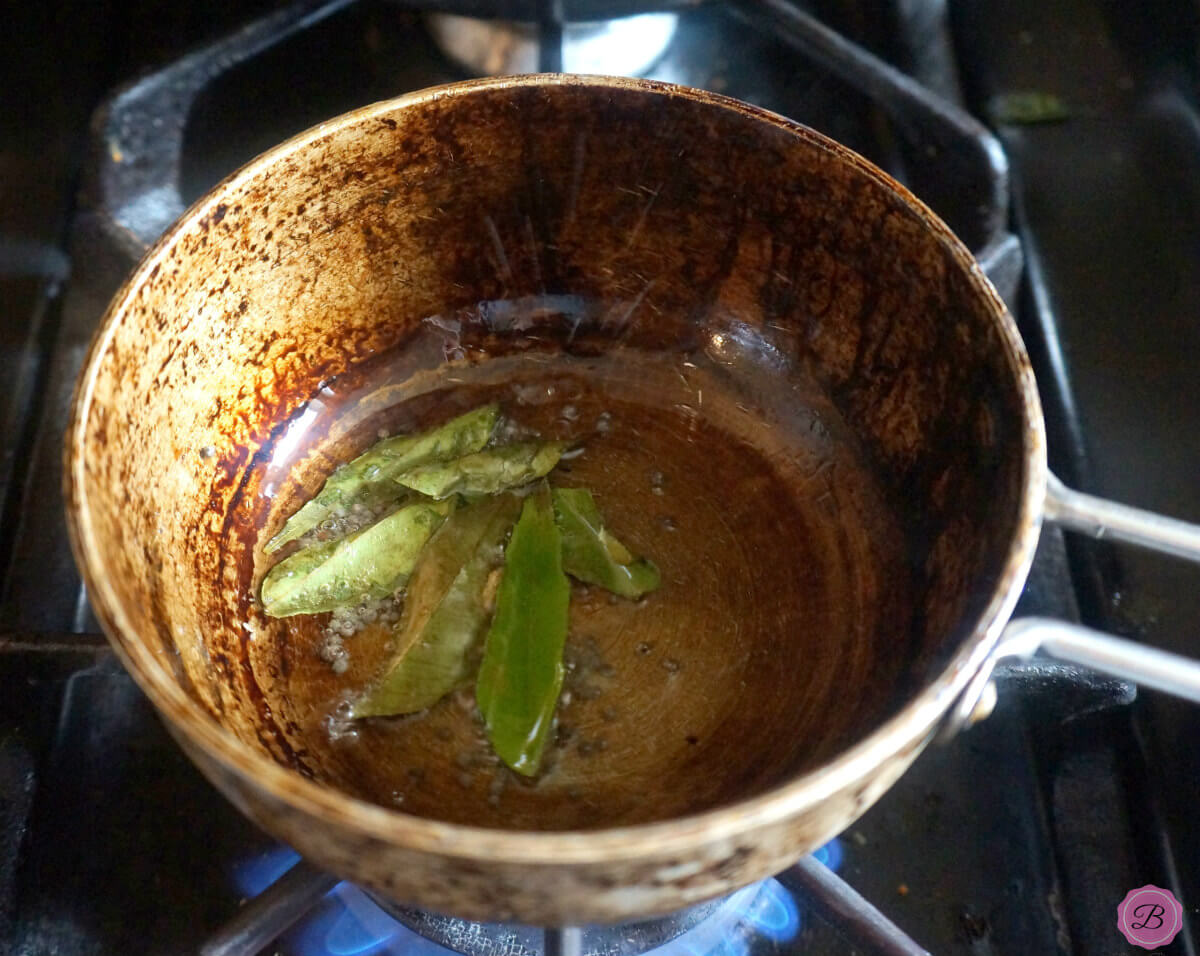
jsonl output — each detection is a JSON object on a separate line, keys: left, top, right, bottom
{"left": 71, "top": 78, "right": 1032, "bottom": 831}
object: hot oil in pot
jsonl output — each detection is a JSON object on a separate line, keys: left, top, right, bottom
{"left": 233, "top": 316, "right": 913, "bottom": 831}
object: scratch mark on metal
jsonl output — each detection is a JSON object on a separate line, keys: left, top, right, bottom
{"left": 624, "top": 182, "right": 664, "bottom": 250}
{"left": 565, "top": 131, "right": 587, "bottom": 225}
{"left": 523, "top": 215, "right": 543, "bottom": 293}
{"left": 612, "top": 277, "right": 656, "bottom": 333}
{"left": 483, "top": 214, "right": 512, "bottom": 283}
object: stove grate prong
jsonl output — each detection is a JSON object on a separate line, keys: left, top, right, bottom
{"left": 199, "top": 860, "right": 339, "bottom": 956}
{"left": 778, "top": 855, "right": 931, "bottom": 956}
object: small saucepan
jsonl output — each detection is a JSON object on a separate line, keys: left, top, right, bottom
{"left": 64, "top": 75, "right": 1200, "bottom": 925}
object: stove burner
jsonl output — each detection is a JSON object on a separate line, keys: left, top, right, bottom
{"left": 425, "top": 12, "right": 678, "bottom": 76}
{"left": 219, "top": 843, "right": 840, "bottom": 955}
{"left": 374, "top": 881, "right": 792, "bottom": 956}
{"left": 220, "top": 843, "right": 848, "bottom": 956}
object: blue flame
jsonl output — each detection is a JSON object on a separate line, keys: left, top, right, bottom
{"left": 655, "top": 884, "right": 767, "bottom": 956}
{"left": 647, "top": 837, "right": 842, "bottom": 956}
{"left": 235, "top": 836, "right": 845, "bottom": 956}
{"left": 232, "top": 846, "right": 302, "bottom": 897}
{"left": 741, "top": 878, "right": 801, "bottom": 941}
{"left": 285, "top": 884, "right": 406, "bottom": 956}
{"left": 283, "top": 882, "right": 457, "bottom": 956}
{"left": 648, "top": 878, "right": 801, "bottom": 956}
{"left": 229, "top": 850, "right": 419, "bottom": 956}
{"left": 813, "top": 836, "right": 844, "bottom": 873}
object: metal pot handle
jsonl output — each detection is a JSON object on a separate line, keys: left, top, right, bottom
{"left": 942, "top": 472, "right": 1200, "bottom": 738}
{"left": 1043, "top": 472, "right": 1200, "bottom": 562}
{"left": 996, "top": 618, "right": 1200, "bottom": 703}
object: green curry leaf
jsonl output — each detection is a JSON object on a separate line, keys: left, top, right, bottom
{"left": 265, "top": 403, "right": 498, "bottom": 552}
{"left": 350, "top": 495, "right": 521, "bottom": 717}
{"left": 553, "top": 487, "right": 660, "bottom": 598}
{"left": 396, "top": 441, "right": 568, "bottom": 499}
{"left": 260, "top": 499, "right": 453, "bottom": 617}
{"left": 475, "top": 484, "right": 570, "bottom": 776}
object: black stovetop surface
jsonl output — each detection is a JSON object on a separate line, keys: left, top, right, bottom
{"left": 1, "top": 1, "right": 1198, "bottom": 953}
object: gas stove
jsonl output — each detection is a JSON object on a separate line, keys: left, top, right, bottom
{"left": 2, "top": 1, "right": 1199, "bottom": 953}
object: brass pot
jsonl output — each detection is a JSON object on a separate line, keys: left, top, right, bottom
{"left": 65, "top": 75, "right": 1200, "bottom": 925}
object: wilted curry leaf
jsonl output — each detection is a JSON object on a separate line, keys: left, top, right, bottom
{"left": 265, "top": 403, "right": 498, "bottom": 552}
{"left": 553, "top": 487, "right": 660, "bottom": 598}
{"left": 350, "top": 495, "right": 521, "bottom": 717}
{"left": 397, "top": 441, "right": 567, "bottom": 499}
{"left": 260, "top": 500, "right": 453, "bottom": 617}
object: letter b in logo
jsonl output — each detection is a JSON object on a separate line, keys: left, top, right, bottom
{"left": 1131, "top": 902, "right": 1165, "bottom": 931}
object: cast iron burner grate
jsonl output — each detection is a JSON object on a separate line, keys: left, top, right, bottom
{"left": 88, "top": 0, "right": 1018, "bottom": 291}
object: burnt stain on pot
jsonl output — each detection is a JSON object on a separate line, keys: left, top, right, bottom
{"left": 713, "top": 847, "right": 756, "bottom": 881}
{"left": 217, "top": 439, "right": 304, "bottom": 770}
{"left": 207, "top": 338, "right": 392, "bottom": 772}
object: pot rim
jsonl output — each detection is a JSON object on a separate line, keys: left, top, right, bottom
{"left": 64, "top": 73, "right": 1048, "bottom": 867}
